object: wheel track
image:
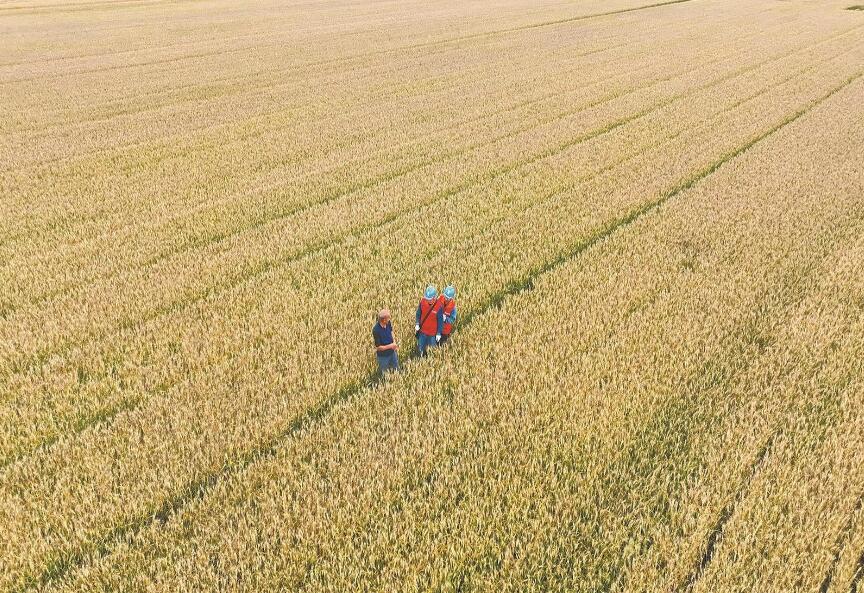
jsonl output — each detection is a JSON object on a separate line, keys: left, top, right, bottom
{"left": 850, "top": 551, "right": 864, "bottom": 592}
{"left": 1, "top": 15, "right": 729, "bottom": 245}
{"left": 676, "top": 253, "right": 864, "bottom": 593}
{"left": 2, "top": 36, "right": 858, "bottom": 471}
{"left": 2, "top": 7, "right": 760, "bottom": 253}
{"left": 7, "top": 22, "right": 855, "bottom": 377}
{"left": 0, "top": 0, "right": 700, "bottom": 77}
{"left": 15, "top": 62, "right": 861, "bottom": 593}
{"left": 820, "top": 492, "right": 864, "bottom": 592}
{"left": 678, "top": 431, "right": 779, "bottom": 593}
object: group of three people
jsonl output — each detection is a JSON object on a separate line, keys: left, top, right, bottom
{"left": 372, "top": 285, "right": 458, "bottom": 374}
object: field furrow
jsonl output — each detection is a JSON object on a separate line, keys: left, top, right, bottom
{"left": 0, "top": 12, "right": 745, "bottom": 297}
{"left": 4, "top": 35, "right": 863, "bottom": 593}
{"left": 1, "top": 22, "right": 858, "bottom": 474}
{"left": 26, "top": 53, "right": 864, "bottom": 593}
{"left": 1, "top": 13, "right": 856, "bottom": 386}
{"left": 0, "top": 2, "right": 788, "bottom": 294}
{"left": 2, "top": 0, "right": 860, "bottom": 590}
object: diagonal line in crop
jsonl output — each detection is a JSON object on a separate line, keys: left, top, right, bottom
{"left": 359, "top": 0, "right": 703, "bottom": 57}
{"left": 0, "top": 30, "right": 623, "bottom": 174}
{"left": 10, "top": 0, "right": 746, "bottom": 150}
{"left": 0, "top": 38, "right": 287, "bottom": 85}
{"left": 0, "top": 12, "right": 839, "bottom": 268}
{"left": 6, "top": 22, "right": 737, "bottom": 253}
{"left": 0, "top": 1, "right": 784, "bottom": 144}
{"left": 678, "top": 430, "right": 779, "bottom": 593}
{"left": 3, "top": 38, "right": 858, "bottom": 472}
{"left": 0, "top": 0, "right": 700, "bottom": 72}
{"left": 678, "top": 287, "right": 864, "bottom": 593}
{"left": 850, "top": 550, "right": 864, "bottom": 592}
{"left": 82, "top": 21, "right": 864, "bottom": 269}
{"left": 10, "top": 25, "right": 857, "bottom": 381}
{"left": 820, "top": 491, "right": 864, "bottom": 592}
{"left": 2, "top": 2, "right": 779, "bottom": 186}
{"left": 0, "top": 0, "right": 165, "bottom": 15}
{"left": 3, "top": 28, "right": 634, "bottom": 141}
{"left": 3, "top": 16, "right": 771, "bottom": 297}
{"left": 1, "top": 59, "right": 733, "bottom": 368}
{"left": 18, "top": 62, "right": 862, "bottom": 593}
{"left": 0, "top": 26, "right": 715, "bottom": 252}
{"left": 0, "top": 23, "right": 309, "bottom": 68}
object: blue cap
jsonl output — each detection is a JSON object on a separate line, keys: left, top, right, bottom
{"left": 443, "top": 285, "right": 456, "bottom": 300}
{"left": 424, "top": 285, "right": 438, "bottom": 300}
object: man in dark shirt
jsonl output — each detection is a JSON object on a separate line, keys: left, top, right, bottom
{"left": 372, "top": 309, "right": 399, "bottom": 374}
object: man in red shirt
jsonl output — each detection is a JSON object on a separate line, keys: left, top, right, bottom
{"left": 415, "top": 285, "right": 443, "bottom": 357}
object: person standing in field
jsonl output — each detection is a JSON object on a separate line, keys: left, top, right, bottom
{"left": 415, "top": 285, "right": 443, "bottom": 357}
{"left": 437, "top": 285, "right": 458, "bottom": 346}
{"left": 372, "top": 309, "right": 399, "bottom": 374}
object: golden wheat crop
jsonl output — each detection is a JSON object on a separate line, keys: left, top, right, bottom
{"left": 2, "top": 0, "right": 863, "bottom": 591}
{"left": 44, "top": 68, "right": 864, "bottom": 593}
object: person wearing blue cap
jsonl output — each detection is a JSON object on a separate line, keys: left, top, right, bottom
{"left": 415, "top": 285, "right": 443, "bottom": 357}
{"left": 437, "top": 285, "right": 458, "bottom": 346}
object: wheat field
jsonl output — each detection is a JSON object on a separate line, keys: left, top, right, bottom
{"left": 2, "top": 0, "right": 864, "bottom": 591}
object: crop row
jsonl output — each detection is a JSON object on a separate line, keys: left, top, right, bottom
{"left": 5, "top": 19, "right": 856, "bottom": 454}
{"left": 29, "top": 67, "right": 864, "bottom": 593}
{"left": 0, "top": 2, "right": 778, "bottom": 301}
{"left": 0, "top": 18, "right": 852, "bottom": 470}
{"left": 0, "top": 21, "right": 847, "bottom": 470}
{"left": 2, "top": 18, "right": 855, "bottom": 385}
{"left": 0, "top": 0, "right": 656, "bottom": 81}
{"left": 0, "top": 0, "right": 714, "bottom": 171}
{"left": 2, "top": 29, "right": 862, "bottom": 590}
{"left": 0, "top": 14, "right": 625, "bottom": 170}
{"left": 0, "top": 13, "right": 725, "bottom": 302}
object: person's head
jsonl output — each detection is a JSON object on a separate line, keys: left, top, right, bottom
{"left": 424, "top": 285, "right": 438, "bottom": 301}
{"left": 378, "top": 309, "right": 391, "bottom": 326}
{"left": 443, "top": 285, "right": 456, "bottom": 301}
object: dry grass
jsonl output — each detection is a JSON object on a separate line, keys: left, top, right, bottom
{"left": 1, "top": 0, "right": 863, "bottom": 591}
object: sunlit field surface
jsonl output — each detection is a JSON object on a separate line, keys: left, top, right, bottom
{"left": 2, "top": 0, "right": 863, "bottom": 591}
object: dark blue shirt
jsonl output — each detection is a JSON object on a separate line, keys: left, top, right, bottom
{"left": 372, "top": 321, "right": 394, "bottom": 350}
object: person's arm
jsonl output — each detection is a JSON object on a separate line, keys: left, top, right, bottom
{"left": 415, "top": 303, "right": 421, "bottom": 331}
{"left": 387, "top": 323, "right": 398, "bottom": 351}
{"left": 448, "top": 306, "right": 457, "bottom": 324}
{"left": 374, "top": 325, "right": 397, "bottom": 352}
{"left": 435, "top": 306, "right": 444, "bottom": 339}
